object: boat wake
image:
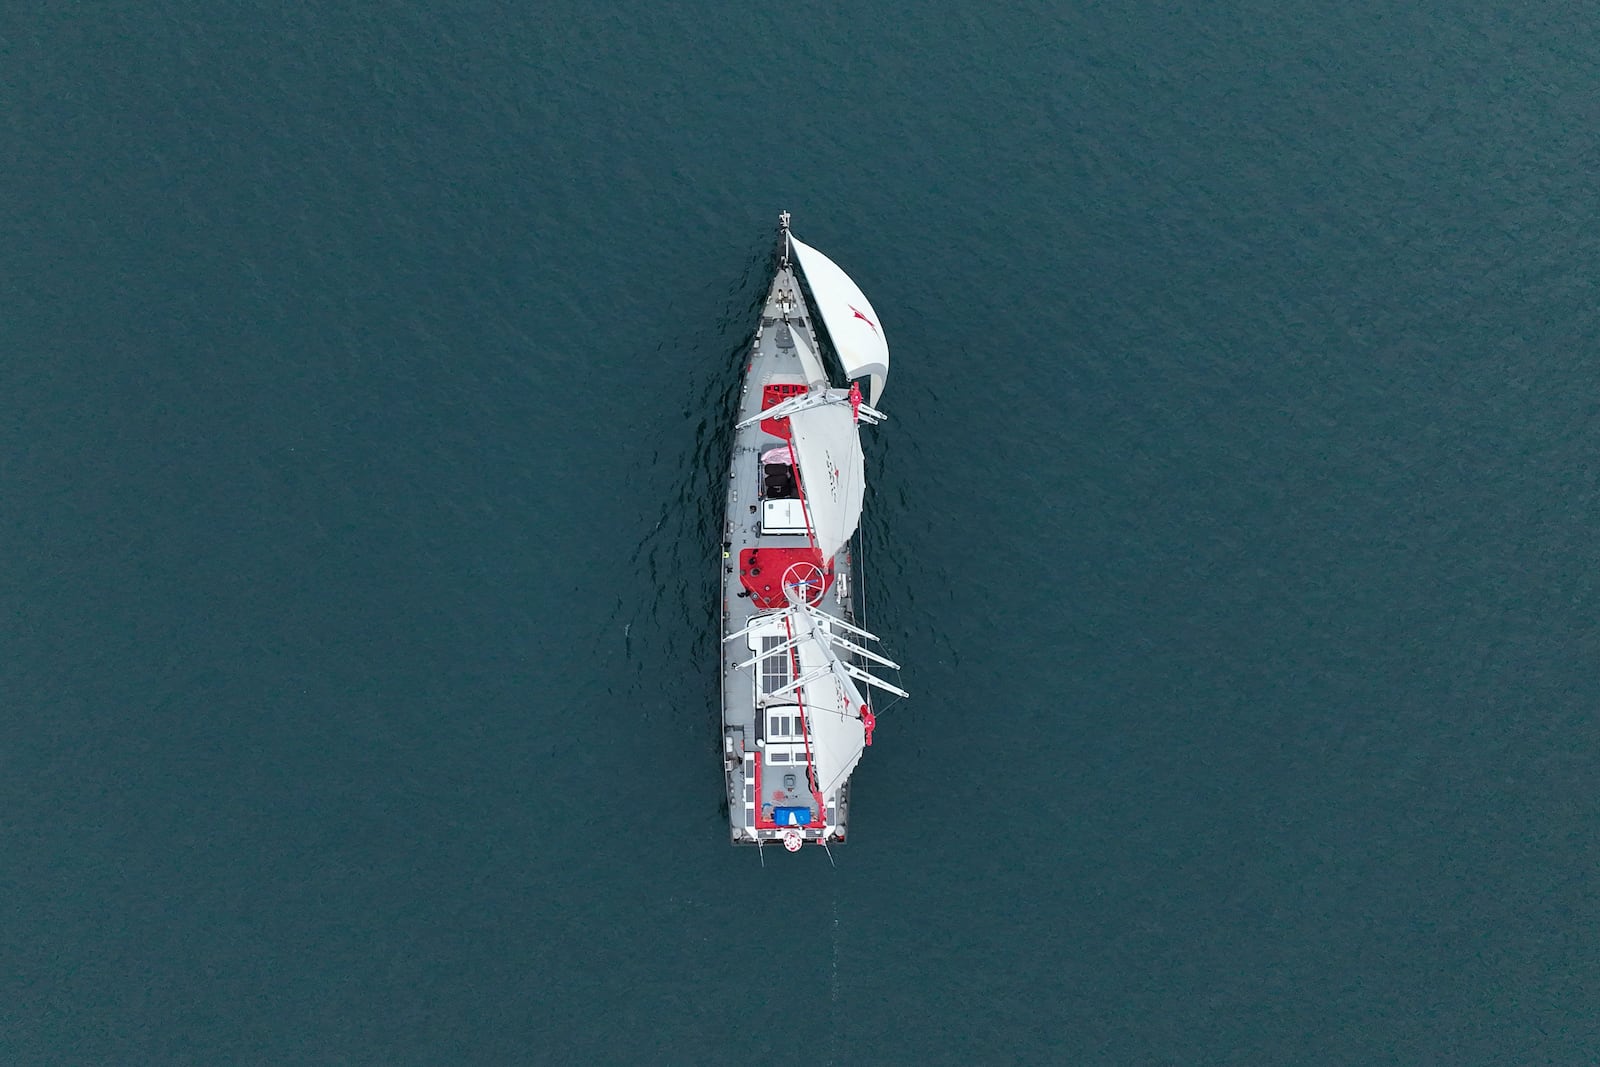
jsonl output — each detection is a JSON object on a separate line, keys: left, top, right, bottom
{"left": 827, "top": 891, "right": 842, "bottom": 1066}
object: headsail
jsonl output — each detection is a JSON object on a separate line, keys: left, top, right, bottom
{"left": 789, "top": 234, "right": 890, "bottom": 406}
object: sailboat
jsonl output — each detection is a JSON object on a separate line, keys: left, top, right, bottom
{"left": 719, "top": 213, "right": 907, "bottom": 852}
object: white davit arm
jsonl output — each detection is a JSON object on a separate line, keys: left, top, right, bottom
{"left": 735, "top": 388, "right": 886, "bottom": 431}
{"left": 736, "top": 388, "right": 841, "bottom": 429}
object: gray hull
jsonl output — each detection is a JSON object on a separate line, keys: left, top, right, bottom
{"left": 718, "top": 250, "right": 866, "bottom": 848}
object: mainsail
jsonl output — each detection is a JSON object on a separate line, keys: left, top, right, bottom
{"left": 726, "top": 602, "right": 909, "bottom": 814}
{"left": 737, "top": 388, "right": 883, "bottom": 565}
{"left": 799, "top": 653, "right": 870, "bottom": 798}
{"left": 789, "top": 234, "right": 890, "bottom": 406}
{"left": 787, "top": 400, "right": 864, "bottom": 564}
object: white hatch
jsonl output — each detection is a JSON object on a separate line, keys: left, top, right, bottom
{"left": 762, "top": 498, "right": 809, "bottom": 535}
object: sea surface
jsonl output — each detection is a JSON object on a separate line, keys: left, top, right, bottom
{"left": 4, "top": 2, "right": 1598, "bottom": 1063}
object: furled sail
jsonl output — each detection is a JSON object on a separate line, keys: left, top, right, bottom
{"left": 787, "top": 398, "right": 865, "bottom": 564}
{"left": 789, "top": 234, "right": 890, "bottom": 406}
{"left": 788, "top": 327, "right": 828, "bottom": 390}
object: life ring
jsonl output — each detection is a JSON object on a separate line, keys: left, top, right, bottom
{"left": 782, "top": 830, "right": 803, "bottom": 852}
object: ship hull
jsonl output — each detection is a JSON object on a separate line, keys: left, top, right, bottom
{"left": 718, "top": 257, "right": 864, "bottom": 848}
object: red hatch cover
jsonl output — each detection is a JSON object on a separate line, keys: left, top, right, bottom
{"left": 760, "top": 383, "right": 806, "bottom": 440}
{"left": 738, "top": 547, "right": 833, "bottom": 610}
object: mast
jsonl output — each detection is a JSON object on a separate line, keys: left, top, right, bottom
{"left": 778, "top": 210, "right": 792, "bottom": 268}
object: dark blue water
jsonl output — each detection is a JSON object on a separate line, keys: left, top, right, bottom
{"left": 5, "top": 2, "right": 1597, "bottom": 1062}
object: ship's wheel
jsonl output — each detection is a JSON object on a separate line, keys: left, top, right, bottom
{"left": 781, "top": 561, "right": 827, "bottom": 606}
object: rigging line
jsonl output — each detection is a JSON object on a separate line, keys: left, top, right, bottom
{"left": 786, "top": 432, "right": 819, "bottom": 556}
{"left": 784, "top": 613, "right": 827, "bottom": 827}
{"left": 858, "top": 524, "right": 905, "bottom": 691}
{"left": 857, "top": 524, "right": 867, "bottom": 632}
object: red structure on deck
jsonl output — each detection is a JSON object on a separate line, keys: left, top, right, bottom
{"left": 759, "top": 382, "right": 806, "bottom": 439}
{"left": 737, "top": 548, "right": 833, "bottom": 610}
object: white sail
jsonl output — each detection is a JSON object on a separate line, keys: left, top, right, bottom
{"left": 789, "top": 234, "right": 890, "bottom": 406}
{"left": 789, "top": 327, "right": 828, "bottom": 390}
{"left": 783, "top": 610, "right": 868, "bottom": 799}
{"left": 802, "top": 665, "right": 868, "bottom": 798}
{"left": 733, "top": 601, "right": 905, "bottom": 809}
{"left": 787, "top": 398, "right": 864, "bottom": 564}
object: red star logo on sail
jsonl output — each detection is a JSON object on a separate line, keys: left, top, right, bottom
{"left": 848, "top": 304, "right": 879, "bottom": 335}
